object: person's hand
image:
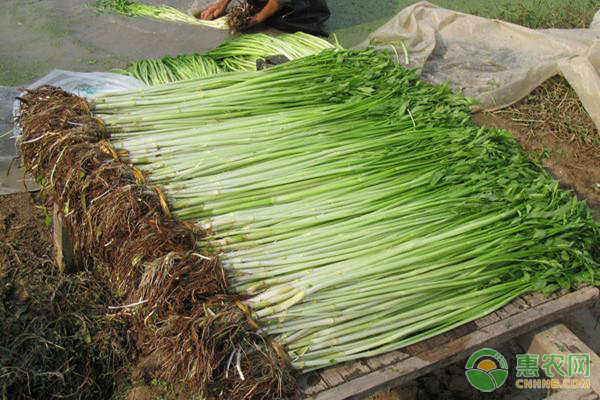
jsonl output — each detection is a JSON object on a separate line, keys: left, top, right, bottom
{"left": 237, "top": 14, "right": 264, "bottom": 31}
{"left": 199, "top": 0, "right": 228, "bottom": 20}
{"left": 245, "top": 15, "right": 260, "bottom": 28}
{"left": 253, "top": 0, "right": 280, "bottom": 25}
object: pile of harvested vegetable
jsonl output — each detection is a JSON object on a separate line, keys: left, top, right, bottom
{"left": 93, "top": 0, "right": 289, "bottom": 32}
{"left": 94, "top": 0, "right": 228, "bottom": 29}
{"left": 118, "top": 32, "right": 337, "bottom": 85}
{"left": 99, "top": 47, "right": 600, "bottom": 371}
{"left": 18, "top": 47, "right": 600, "bottom": 399}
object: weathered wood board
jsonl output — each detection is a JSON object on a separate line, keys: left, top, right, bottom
{"left": 518, "top": 322, "right": 600, "bottom": 395}
{"left": 299, "top": 287, "right": 599, "bottom": 399}
{"left": 52, "top": 203, "right": 79, "bottom": 273}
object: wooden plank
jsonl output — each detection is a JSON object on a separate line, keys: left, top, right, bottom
{"left": 301, "top": 350, "right": 409, "bottom": 394}
{"left": 318, "top": 360, "right": 372, "bottom": 389}
{"left": 364, "top": 351, "right": 409, "bottom": 371}
{"left": 502, "top": 299, "right": 525, "bottom": 316}
{"left": 404, "top": 322, "right": 477, "bottom": 356}
{"left": 476, "top": 298, "right": 529, "bottom": 329}
{"left": 335, "top": 360, "right": 372, "bottom": 381}
{"left": 298, "top": 372, "right": 329, "bottom": 397}
{"left": 475, "top": 311, "right": 501, "bottom": 328}
{"left": 512, "top": 297, "right": 530, "bottom": 313}
{"left": 318, "top": 366, "right": 346, "bottom": 388}
{"left": 523, "top": 292, "right": 550, "bottom": 307}
{"left": 52, "top": 203, "right": 78, "bottom": 273}
{"left": 495, "top": 307, "right": 512, "bottom": 321}
{"left": 518, "top": 323, "right": 600, "bottom": 395}
{"left": 307, "top": 287, "right": 599, "bottom": 400}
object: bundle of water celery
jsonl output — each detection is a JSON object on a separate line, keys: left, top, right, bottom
{"left": 90, "top": 49, "right": 599, "bottom": 394}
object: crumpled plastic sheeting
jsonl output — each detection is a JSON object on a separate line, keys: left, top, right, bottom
{"left": 358, "top": 1, "right": 600, "bottom": 131}
{"left": 26, "top": 70, "right": 145, "bottom": 98}
{"left": 0, "top": 86, "right": 34, "bottom": 194}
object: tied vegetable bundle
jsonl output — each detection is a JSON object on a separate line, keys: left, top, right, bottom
{"left": 119, "top": 32, "right": 337, "bottom": 85}
{"left": 94, "top": 0, "right": 228, "bottom": 29}
{"left": 91, "top": 49, "right": 599, "bottom": 395}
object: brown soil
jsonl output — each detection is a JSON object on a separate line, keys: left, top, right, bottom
{"left": 125, "top": 385, "right": 167, "bottom": 400}
{"left": 473, "top": 76, "right": 600, "bottom": 222}
{"left": 0, "top": 192, "right": 135, "bottom": 400}
{"left": 0, "top": 193, "right": 50, "bottom": 268}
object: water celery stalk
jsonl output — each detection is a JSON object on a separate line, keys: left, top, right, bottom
{"left": 94, "top": 0, "right": 228, "bottom": 29}
{"left": 119, "top": 32, "right": 338, "bottom": 84}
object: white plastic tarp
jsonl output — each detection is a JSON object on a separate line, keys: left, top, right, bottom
{"left": 25, "top": 69, "right": 144, "bottom": 98}
{"left": 358, "top": 1, "right": 600, "bottom": 131}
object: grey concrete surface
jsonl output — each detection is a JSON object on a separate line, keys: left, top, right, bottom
{"left": 0, "top": 0, "right": 406, "bottom": 87}
{"left": 0, "top": 0, "right": 231, "bottom": 87}
{"left": 0, "top": 0, "right": 233, "bottom": 193}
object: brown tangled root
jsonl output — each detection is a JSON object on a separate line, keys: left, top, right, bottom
{"left": 16, "top": 86, "right": 296, "bottom": 400}
{"left": 142, "top": 298, "right": 296, "bottom": 399}
{"left": 227, "top": 0, "right": 255, "bottom": 32}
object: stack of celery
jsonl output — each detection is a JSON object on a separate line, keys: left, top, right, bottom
{"left": 122, "top": 55, "right": 224, "bottom": 86}
{"left": 120, "top": 32, "right": 336, "bottom": 85}
{"left": 93, "top": 49, "right": 599, "bottom": 372}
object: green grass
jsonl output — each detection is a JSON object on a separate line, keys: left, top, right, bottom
{"left": 331, "top": 0, "right": 600, "bottom": 47}
{"left": 458, "top": 0, "right": 600, "bottom": 29}
{"left": 393, "top": 0, "right": 600, "bottom": 29}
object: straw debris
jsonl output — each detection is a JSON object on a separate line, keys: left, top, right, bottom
{"left": 0, "top": 193, "right": 135, "bottom": 400}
